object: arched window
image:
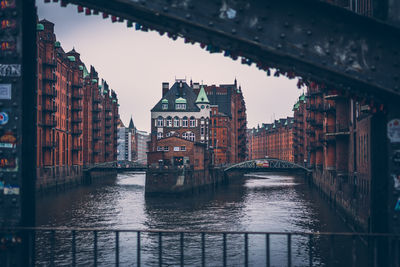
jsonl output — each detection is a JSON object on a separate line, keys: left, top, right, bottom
{"left": 182, "top": 116, "right": 188, "bottom": 127}
{"left": 189, "top": 132, "right": 195, "bottom": 141}
{"left": 157, "top": 132, "right": 163, "bottom": 139}
{"left": 189, "top": 117, "right": 196, "bottom": 127}
{"left": 157, "top": 116, "right": 163, "bottom": 127}
{"left": 166, "top": 116, "right": 172, "bottom": 127}
{"left": 174, "top": 116, "right": 180, "bottom": 127}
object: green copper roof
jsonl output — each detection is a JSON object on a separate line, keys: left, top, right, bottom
{"left": 112, "top": 99, "right": 117, "bottom": 103}
{"left": 67, "top": 56, "right": 76, "bottom": 62}
{"left": 98, "top": 85, "right": 102, "bottom": 89}
{"left": 103, "top": 90, "right": 108, "bottom": 95}
{"left": 195, "top": 85, "right": 210, "bottom": 104}
{"left": 272, "top": 124, "right": 276, "bottom": 129}
{"left": 92, "top": 79, "right": 98, "bottom": 84}
{"left": 37, "top": 24, "right": 44, "bottom": 31}
{"left": 54, "top": 41, "right": 61, "bottom": 48}
{"left": 284, "top": 120, "right": 288, "bottom": 126}
{"left": 161, "top": 99, "right": 168, "bottom": 104}
{"left": 299, "top": 93, "right": 306, "bottom": 102}
{"left": 78, "top": 65, "right": 84, "bottom": 71}
{"left": 83, "top": 65, "right": 89, "bottom": 78}
{"left": 109, "top": 95, "right": 112, "bottom": 99}
{"left": 175, "top": 97, "right": 187, "bottom": 104}
{"left": 117, "top": 104, "right": 120, "bottom": 107}
{"left": 292, "top": 102, "right": 300, "bottom": 111}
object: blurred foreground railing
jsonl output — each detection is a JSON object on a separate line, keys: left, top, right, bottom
{"left": 0, "top": 228, "right": 399, "bottom": 266}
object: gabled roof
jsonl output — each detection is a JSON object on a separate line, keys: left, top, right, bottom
{"left": 151, "top": 82, "right": 200, "bottom": 112}
{"left": 195, "top": 85, "right": 210, "bottom": 104}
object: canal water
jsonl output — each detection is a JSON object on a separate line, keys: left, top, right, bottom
{"left": 35, "top": 172, "right": 365, "bottom": 266}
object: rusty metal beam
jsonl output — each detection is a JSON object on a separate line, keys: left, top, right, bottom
{"left": 60, "top": 0, "right": 400, "bottom": 99}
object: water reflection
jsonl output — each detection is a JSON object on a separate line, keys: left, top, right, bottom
{"left": 35, "top": 171, "right": 363, "bottom": 266}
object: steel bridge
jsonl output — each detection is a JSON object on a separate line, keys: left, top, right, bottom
{"left": 224, "top": 158, "right": 310, "bottom": 173}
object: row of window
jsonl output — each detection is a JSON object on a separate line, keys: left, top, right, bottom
{"left": 162, "top": 103, "right": 187, "bottom": 110}
{"left": 157, "top": 131, "right": 196, "bottom": 141}
{"left": 157, "top": 146, "right": 186, "bottom": 151}
{"left": 157, "top": 116, "right": 205, "bottom": 128}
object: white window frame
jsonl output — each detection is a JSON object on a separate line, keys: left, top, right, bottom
{"left": 189, "top": 132, "right": 195, "bottom": 141}
{"left": 164, "top": 146, "right": 169, "bottom": 151}
{"left": 157, "top": 117, "right": 164, "bottom": 127}
{"left": 182, "top": 132, "right": 188, "bottom": 140}
{"left": 157, "top": 132, "right": 163, "bottom": 139}
{"left": 182, "top": 117, "right": 188, "bottom": 127}
{"left": 174, "top": 117, "right": 180, "bottom": 127}
{"left": 166, "top": 117, "right": 172, "bottom": 127}
{"left": 189, "top": 117, "right": 196, "bottom": 127}
{"left": 162, "top": 103, "right": 168, "bottom": 110}
{"left": 180, "top": 146, "right": 186, "bottom": 151}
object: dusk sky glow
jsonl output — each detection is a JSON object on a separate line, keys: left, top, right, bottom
{"left": 37, "top": 1, "right": 304, "bottom": 132}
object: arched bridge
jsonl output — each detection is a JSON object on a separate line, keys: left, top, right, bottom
{"left": 224, "top": 158, "right": 310, "bottom": 173}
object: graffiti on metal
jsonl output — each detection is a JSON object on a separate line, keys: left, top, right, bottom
{"left": 388, "top": 119, "right": 400, "bottom": 143}
{"left": 0, "top": 64, "right": 21, "bottom": 77}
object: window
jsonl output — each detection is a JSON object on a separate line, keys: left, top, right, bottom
{"left": 182, "top": 132, "right": 188, "bottom": 140}
{"left": 200, "top": 126, "right": 204, "bottom": 135}
{"left": 157, "top": 146, "right": 163, "bottom": 151}
{"left": 157, "top": 132, "right": 163, "bottom": 139}
{"left": 166, "top": 117, "right": 172, "bottom": 127}
{"left": 176, "top": 103, "right": 186, "bottom": 110}
{"left": 162, "top": 103, "right": 168, "bottom": 110}
{"left": 157, "top": 116, "right": 163, "bottom": 127}
{"left": 189, "top": 117, "right": 196, "bottom": 127}
{"left": 174, "top": 117, "right": 180, "bottom": 127}
{"left": 189, "top": 132, "right": 195, "bottom": 141}
{"left": 166, "top": 132, "right": 171, "bottom": 137}
{"left": 182, "top": 117, "right": 188, "bottom": 127}
{"left": 164, "top": 146, "right": 169, "bottom": 151}
{"left": 180, "top": 146, "right": 186, "bottom": 151}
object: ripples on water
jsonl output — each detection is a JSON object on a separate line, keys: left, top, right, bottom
{"left": 35, "top": 172, "right": 360, "bottom": 266}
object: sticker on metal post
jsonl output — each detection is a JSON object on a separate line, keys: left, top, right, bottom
{"left": 0, "top": 156, "right": 17, "bottom": 172}
{"left": 3, "top": 185, "right": 19, "bottom": 195}
{"left": 393, "top": 173, "right": 400, "bottom": 190}
{"left": 388, "top": 119, "right": 400, "bottom": 143}
{"left": 0, "top": 84, "right": 11, "bottom": 100}
{"left": 395, "top": 198, "right": 400, "bottom": 211}
{"left": 0, "top": 64, "right": 21, "bottom": 77}
{"left": 0, "top": 111, "right": 9, "bottom": 125}
{"left": 0, "top": 131, "right": 16, "bottom": 148}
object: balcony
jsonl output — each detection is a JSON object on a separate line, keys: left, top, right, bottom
{"left": 42, "top": 59, "right": 57, "bottom": 67}
{"left": 71, "top": 118, "right": 82, "bottom": 124}
{"left": 42, "top": 104, "right": 57, "bottom": 113}
{"left": 41, "top": 119, "right": 56, "bottom": 128}
{"left": 42, "top": 141, "right": 54, "bottom": 149}
{"left": 325, "top": 124, "right": 350, "bottom": 136}
{"left": 72, "top": 82, "right": 83, "bottom": 88}
{"left": 43, "top": 76, "right": 56, "bottom": 83}
{"left": 71, "top": 106, "right": 82, "bottom": 111}
{"left": 72, "top": 145, "right": 82, "bottom": 151}
{"left": 72, "top": 92, "right": 83, "bottom": 99}
{"left": 92, "top": 105, "right": 101, "bottom": 113}
{"left": 71, "top": 129, "right": 82, "bottom": 135}
{"left": 323, "top": 103, "right": 335, "bottom": 113}
{"left": 42, "top": 88, "right": 56, "bottom": 97}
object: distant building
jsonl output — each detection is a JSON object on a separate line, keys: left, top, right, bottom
{"left": 36, "top": 19, "right": 119, "bottom": 188}
{"left": 247, "top": 117, "right": 294, "bottom": 162}
{"left": 117, "top": 127, "right": 132, "bottom": 161}
{"left": 147, "top": 79, "right": 211, "bottom": 168}
{"left": 136, "top": 130, "right": 150, "bottom": 164}
{"left": 192, "top": 79, "right": 247, "bottom": 164}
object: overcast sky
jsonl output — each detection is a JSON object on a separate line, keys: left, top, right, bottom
{"left": 37, "top": 1, "right": 304, "bottom": 132}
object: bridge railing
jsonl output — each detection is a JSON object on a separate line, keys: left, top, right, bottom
{"left": 1, "top": 227, "right": 399, "bottom": 266}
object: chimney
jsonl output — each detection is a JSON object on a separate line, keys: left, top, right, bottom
{"left": 162, "top": 82, "right": 169, "bottom": 97}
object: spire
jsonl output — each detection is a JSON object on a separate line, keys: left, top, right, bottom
{"left": 195, "top": 85, "right": 210, "bottom": 104}
{"left": 128, "top": 116, "right": 134, "bottom": 129}
{"left": 234, "top": 77, "right": 237, "bottom": 86}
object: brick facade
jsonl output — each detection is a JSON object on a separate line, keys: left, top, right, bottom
{"left": 36, "top": 19, "right": 119, "bottom": 176}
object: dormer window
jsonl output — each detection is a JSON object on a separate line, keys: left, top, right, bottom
{"left": 176, "top": 103, "right": 186, "bottom": 110}
{"left": 161, "top": 99, "right": 168, "bottom": 110}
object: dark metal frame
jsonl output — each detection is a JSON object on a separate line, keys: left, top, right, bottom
{"left": 1, "top": 227, "right": 399, "bottom": 267}
{"left": 61, "top": 0, "right": 400, "bottom": 100}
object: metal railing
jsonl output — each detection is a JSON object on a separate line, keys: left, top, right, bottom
{"left": 1, "top": 228, "right": 399, "bottom": 267}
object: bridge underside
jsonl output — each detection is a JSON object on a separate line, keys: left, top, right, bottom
{"left": 62, "top": 0, "right": 400, "bottom": 100}
{"left": 225, "top": 168, "right": 308, "bottom": 173}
